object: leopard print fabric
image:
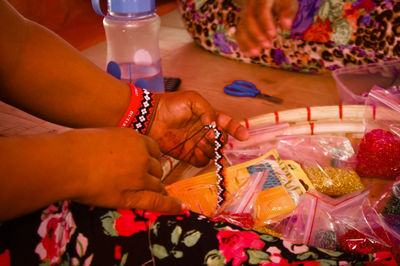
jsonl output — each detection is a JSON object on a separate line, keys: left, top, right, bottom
{"left": 178, "top": 0, "right": 400, "bottom": 73}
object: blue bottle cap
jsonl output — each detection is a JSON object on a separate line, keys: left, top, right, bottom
{"left": 91, "top": 0, "right": 155, "bottom": 17}
{"left": 109, "top": 0, "right": 155, "bottom": 16}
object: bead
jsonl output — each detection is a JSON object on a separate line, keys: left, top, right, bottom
{"left": 356, "top": 129, "right": 400, "bottom": 179}
{"left": 215, "top": 212, "right": 255, "bottom": 229}
{"left": 338, "top": 228, "right": 391, "bottom": 254}
{"left": 382, "top": 188, "right": 400, "bottom": 216}
{"left": 254, "top": 226, "right": 283, "bottom": 238}
{"left": 314, "top": 230, "right": 338, "bottom": 250}
{"left": 206, "top": 124, "right": 227, "bottom": 208}
{"left": 303, "top": 167, "right": 364, "bottom": 196}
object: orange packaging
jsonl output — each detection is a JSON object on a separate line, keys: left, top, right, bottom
{"left": 166, "top": 150, "right": 314, "bottom": 220}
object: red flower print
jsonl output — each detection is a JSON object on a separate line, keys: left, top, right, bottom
{"left": 35, "top": 201, "right": 76, "bottom": 266}
{"left": 142, "top": 210, "right": 163, "bottom": 224}
{"left": 343, "top": 2, "right": 361, "bottom": 30}
{"left": 114, "top": 209, "right": 162, "bottom": 237}
{"left": 263, "top": 246, "right": 288, "bottom": 265}
{"left": 364, "top": 251, "right": 397, "bottom": 265}
{"left": 42, "top": 217, "right": 65, "bottom": 258}
{"left": 303, "top": 17, "right": 332, "bottom": 43}
{"left": 115, "top": 210, "right": 145, "bottom": 236}
{"left": 217, "top": 229, "right": 264, "bottom": 266}
{"left": 0, "top": 250, "right": 10, "bottom": 266}
{"left": 290, "top": 261, "right": 321, "bottom": 266}
{"left": 114, "top": 245, "right": 122, "bottom": 260}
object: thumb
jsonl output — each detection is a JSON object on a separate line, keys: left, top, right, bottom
{"left": 123, "top": 190, "right": 185, "bottom": 214}
{"left": 217, "top": 112, "right": 249, "bottom": 141}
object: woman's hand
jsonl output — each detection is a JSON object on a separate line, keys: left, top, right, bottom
{"left": 235, "top": 0, "right": 298, "bottom": 56}
{"left": 148, "top": 91, "right": 248, "bottom": 167}
{"left": 0, "top": 128, "right": 185, "bottom": 221}
{"left": 66, "top": 128, "right": 184, "bottom": 214}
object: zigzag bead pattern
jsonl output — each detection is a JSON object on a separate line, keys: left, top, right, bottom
{"left": 206, "top": 124, "right": 227, "bottom": 208}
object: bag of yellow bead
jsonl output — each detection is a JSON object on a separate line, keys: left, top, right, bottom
{"left": 302, "top": 167, "right": 364, "bottom": 196}
{"left": 276, "top": 135, "right": 364, "bottom": 196}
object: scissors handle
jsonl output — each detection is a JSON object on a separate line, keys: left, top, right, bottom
{"left": 224, "top": 80, "right": 260, "bottom": 97}
{"left": 224, "top": 80, "right": 283, "bottom": 104}
{"left": 233, "top": 80, "right": 256, "bottom": 88}
{"left": 224, "top": 85, "right": 259, "bottom": 97}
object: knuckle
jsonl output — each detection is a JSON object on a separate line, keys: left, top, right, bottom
{"left": 121, "top": 192, "right": 140, "bottom": 208}
{"left": 123, "top": 191, "right": 162, "bottom": 210}
{"left": 183, "top": 90, "right": 200, "bottom": 99}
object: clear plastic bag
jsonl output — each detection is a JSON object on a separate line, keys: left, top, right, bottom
{"left": 226, "top": 135, "right": 364, "bottom": 196}
{"left": 212, "top": 170, "right": 268, "bottom": 229}
{"left": 212, "top": 152, "right": 313, "bottom": 230}
{"left": 224, "top": 148, "right": 273, "bottom": 166}
{"left": 363, "top": 85, "right": 400, "bottom": 134}
{"left": 276, "top": 191, "right": 338, "bottom": 250}
{"left": 374, "top": 177, "right": 400, "bottom": 233}
{"left": 332, "top": 189, "right": 392, "bottom": 255}
{"left": 374, "top": 177, "right": 400, "bottom": 262}
{"left": 333, "top": 59, "right": 400, "bottom": 104}
{"left": 269, "top": 188, "right": 394, "bottom": 254}
{"left": 166, "top": 149, "right": 312, "bottom": 219}
{"left": 276, "top": 135, "right": 357, "bottom": 168}
{"left": 356, "top": 87, "right": 400, "bottom": 179}
{"left": 224, "top": 123, "right": 290, "bottom": 166}
{"left": 227, "top": 123, "right": 290, "bottom": 150}
{"left": 276, "top": 135, "right": 364, "bottom": 196}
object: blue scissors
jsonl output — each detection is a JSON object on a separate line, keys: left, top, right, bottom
{"left": 224, "top": 80, "right": 283, "bottom": 104}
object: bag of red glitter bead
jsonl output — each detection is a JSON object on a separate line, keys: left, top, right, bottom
{"left": 356, "top": 86, "right": 400, "bottom": 179}
{"left": 332, "top": 189, "right": 393, "bottom": 255}
{"left": 268, "top": 187, "right": 394, "bottom": 254}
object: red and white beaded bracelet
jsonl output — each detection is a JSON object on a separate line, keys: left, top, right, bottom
{"left": 118, "top": 83, "right": 157, "bottom": 135}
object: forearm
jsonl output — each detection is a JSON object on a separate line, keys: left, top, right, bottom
{"left": 0, "top": 0, "right": 129, "bottom": 128}
{"left": 0, "top": 134, "right": 81, "bottom": 221}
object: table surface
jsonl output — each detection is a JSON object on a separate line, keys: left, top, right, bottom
{"left": 83, "top": 10, "right": 340, "bottom": 121}
{"left": 0, "top": 9, "right": 391, "bottom": 203}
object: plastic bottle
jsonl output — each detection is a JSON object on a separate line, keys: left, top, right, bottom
{"left": 91, "top": 0, "right": 165, "bottom": 93}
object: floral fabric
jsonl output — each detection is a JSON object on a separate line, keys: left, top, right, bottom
{"left": 178, "top": 0, "right": 400, "bottom": 73}
{"left": 0, "top": 201, "right": 396, "bottom": 265}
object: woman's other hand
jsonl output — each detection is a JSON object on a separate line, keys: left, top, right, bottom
{"left": 235, "top": 0, "right": 298, "bottom": 56}
{"left": 64, "top": 128, "right": 184, "bottom": 214}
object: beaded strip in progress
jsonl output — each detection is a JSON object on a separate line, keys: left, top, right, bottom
{"left": 206, "top": 124, "right": 227, "bottom": 208}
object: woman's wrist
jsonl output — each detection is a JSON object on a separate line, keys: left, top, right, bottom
{"left": 118, "top": 84, "right": 158, "bottom": 135}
